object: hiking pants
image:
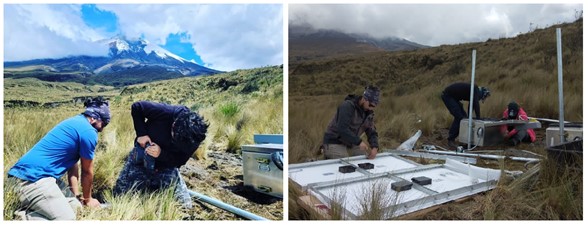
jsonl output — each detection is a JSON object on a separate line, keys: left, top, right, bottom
{"left": 113, "top": 147, "right": 193, "bottom": 209}
{"left": 442, "top": 93, "right": 467, "bottom": 141}
{"left": 323, "top": 144, "right": 364, "bottom": 159}
{"left": 10, "top": 176, "right": 81, "bottom": 220}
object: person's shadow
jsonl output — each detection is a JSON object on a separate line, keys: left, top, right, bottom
{"left": 222, "top": 175, "right": 281, "bottom": 205}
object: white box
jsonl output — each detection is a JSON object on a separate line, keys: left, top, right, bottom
{"left": 458, "top": 119, "right": 539, "bottom": 146}
{"left": 546, "top": 126, "right": 583, "bottom": 146}
{"left": 241, "top": 144, "right": 283, "bottom": 198}
{"left": 458, "top": 119, "right": 504, "bottom": 146}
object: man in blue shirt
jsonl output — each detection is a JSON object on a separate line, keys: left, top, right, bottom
{"left": 8, "top": 97, "right": 111, "bottom": 220}
{"left": 113, "top": 101, "right": 208, "bottom": 209}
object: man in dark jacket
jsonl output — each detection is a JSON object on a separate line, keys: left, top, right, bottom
{"left": 323, "top": 85, "right": 380, "bottom": 159}
{"left": 441, "top": 82, "right": 490, "bottom": 148}
{"left": 113, "top": 101, "right": 208, "bottom": 209}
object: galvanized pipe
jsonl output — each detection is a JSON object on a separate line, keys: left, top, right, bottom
{"left": 188, "top": 190, "right": 268, "bottom": 221}
{"left": 556, "top": 28, "right": 565, "bottom": 144}
{"left": 467, "top": 49, "right": 477, "bottom": 150}
{"left": 421, "top": 149, "right": 541, "bottom": 162}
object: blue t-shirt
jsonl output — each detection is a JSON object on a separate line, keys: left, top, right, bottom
{"left": 8, "top": 114, "right": 98, "bottom": 182}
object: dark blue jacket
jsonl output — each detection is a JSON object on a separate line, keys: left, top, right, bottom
{"left": 131, "top": 101, "right": 191, "bottom": 169}
{"left": 443, "top": 82, "right": 482, "bottom": 118}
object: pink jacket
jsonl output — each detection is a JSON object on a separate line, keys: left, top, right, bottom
{"left": 500, "top": 108, "right": 536, "bottom": 142}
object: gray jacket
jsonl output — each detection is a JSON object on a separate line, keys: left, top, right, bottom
{"left": 323, "top": 95, "right": 379, "bottom": 148}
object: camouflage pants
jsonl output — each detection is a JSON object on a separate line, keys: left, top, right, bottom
{"left": 113, "top": 150, "right": 193, "bottom": 209}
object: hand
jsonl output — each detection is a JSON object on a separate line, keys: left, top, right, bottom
{"left": 359, "top": 141, "right": 369, "bottom": 153}
{"left": 83, "top": 198, "right": 102, "bottom": 208}
{"left": 502, "top": 131, "right": 509, "bottom": 138}
{"left": 146, "top": 143, "right": 161, "bottom": 158}
{"left": 137, "top": 135, "right": 152, "bottom": 148}
{"left": 367, "top": 148, "right": 378, "bottom": 159}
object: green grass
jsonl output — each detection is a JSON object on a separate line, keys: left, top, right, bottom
{"left": 219, "top": 102, "right": 241, "bottom": 118}
{"left": 4, "top": 65, "right": 283, "bottom": 220}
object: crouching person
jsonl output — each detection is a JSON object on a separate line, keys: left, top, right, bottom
{"left": 500, "top": 101, "right": 536, "bottom": 146}
{"left": 7, "top": 97, "right": 110, "bottom": 220}
{"left": 113, "top": 101, "right": 208, "bottom": 209}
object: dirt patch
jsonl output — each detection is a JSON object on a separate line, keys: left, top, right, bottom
{"left": 181, "top": 151, "right": 283, "bottom": 220}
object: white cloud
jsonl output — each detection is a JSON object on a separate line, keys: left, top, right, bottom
{"left": 4, "top": 4, "right": 283, "bottom": 71}
{"left": 97, "top": 4, "right": 283, "bottom": 71}
{"left": 4, "top": 4, "right": 109, "bottom": 61}
{"left": 289, "top": 4, "right": 582, "bottom": 46}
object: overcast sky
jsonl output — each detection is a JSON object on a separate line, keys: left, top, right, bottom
{"left": 4, "top": 4, "right": 283, "bottom": 71}
{"left": 289, "top": 4, "right": 583, "bottom": 46}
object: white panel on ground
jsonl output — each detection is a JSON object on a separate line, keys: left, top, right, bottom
{"left": 395, "top": 168, "right": 479, "bottom": 193}
{"left": 290, "top": 154, "right": 501, "bottom": 219}
{"left": 311, "top": 177, "right": 428, "bottom": 219}
{"left": 289, "top": 162, "right": 365, "bottom": 189}
{"left": 347, "top": 155, "right": 419, "bottom": 174}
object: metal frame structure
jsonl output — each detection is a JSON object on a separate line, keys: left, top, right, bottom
{"left": 290, "top": 154, "right": 501, "bottom": 219}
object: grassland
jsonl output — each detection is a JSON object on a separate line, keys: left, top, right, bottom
{"left": 3, "top": 65, "right": 283, "bottom": 220}
{"left": 288, "top": 18, "right": 582, "bottom": 220}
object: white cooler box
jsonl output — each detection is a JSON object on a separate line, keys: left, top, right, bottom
{"left": 458, "top": 119, "right": 540, "bottom": 146}
{"left": 241, "top": 142, "right": 283, "bottom": 198}
{"left": 546, "top": 124, "right": 583, "bottom": 146}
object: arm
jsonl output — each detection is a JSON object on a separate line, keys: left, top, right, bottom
{"left": 132, "top": 101, "right": 172, "bottom": 148}
{"left": 80, "top": 157, "right": 100, "bottom": 207}
{"left": 508, "top": 109, "right": 530, "bottom": 138}
{"left": 365, "top": 122, "right": 379, "bottom": 149}
{"left": 335, "top": 101, "right": 362, "bottom": 146}
{"left": 473, "top": 100, "right": 481, "bottom": 119}
{"left": 365, "top": 115, "right": 379, "bottom": 159}
{"left": 131, "top": 101, "right": 172, "bottom": 138}
{"left": 67, "top": 163, "right": 80, "bottom": 197}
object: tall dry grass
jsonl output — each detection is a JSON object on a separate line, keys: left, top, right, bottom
{"left": 4, "top": 65, "right": 283, "bottom": 220}
{"left": 288, "top": 19, "right": 582, "bottom": 220}
{"left": 288, "top": 20, "right": 582, "bottom": 164}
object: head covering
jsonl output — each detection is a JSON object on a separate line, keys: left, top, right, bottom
{"left": 507, "top": 101, "right": 520, "bottom": 119}
{"left": 363, "top": 85, "right": 380, "bottom": 106}
{"left": 479, "top": 87, "right": 491, "bottom": 101}
{"left": 172, "top": 111, "right": 208, "bottom": 151}
{"left": 83, "top": 97, "right": 111, "bottom": 126}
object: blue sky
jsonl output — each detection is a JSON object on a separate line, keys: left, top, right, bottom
{"left": 4, "top": 4, "right": 283, "bottom": 71}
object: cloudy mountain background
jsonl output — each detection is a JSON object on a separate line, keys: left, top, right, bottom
{"left": 289, "top": 4, "right": 582, "bottom": 47}
{"left": 4, "top": 4, "right": 283, "bottom": 71}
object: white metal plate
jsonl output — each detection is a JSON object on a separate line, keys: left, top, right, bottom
{"left": 347, "top": 155, "right": 419, "bottom": 174}
{"left": 289, "top": 162, "right": 365, "bottom": 188}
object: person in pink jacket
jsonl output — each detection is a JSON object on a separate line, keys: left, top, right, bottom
{"left": 500, "top": 101, "right": 536, "bottom": 146}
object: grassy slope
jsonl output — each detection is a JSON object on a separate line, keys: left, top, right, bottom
{"left": 289, "top": 19, "right": 582, "bottom": 163}
{"left": 288, "top": 19, "right": 582, "bottom": 220}
{"left": 3, "top": 65, "right": 283, "bottom": 220}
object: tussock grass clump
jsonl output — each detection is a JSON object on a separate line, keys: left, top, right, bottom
{"left": 289, "top": 19, "right": 582, "bottom": 220}
{"left": 4, "top": 65, "right": 283, "bottom": 220}
{"left": 219, "top": 102, "right": 240, "bottom": 118}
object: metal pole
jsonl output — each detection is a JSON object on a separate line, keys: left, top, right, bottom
{"left": 421, "top": 149, "right": 541, "bottom": 162}
{"left": 467, "top": 49, "right": 477, "bottom": 150}
{"left": 556, "top": 28, "right": 565, "bottom": 144}
{"left": 188, "top": 190, "right": 268, "bottom": 221}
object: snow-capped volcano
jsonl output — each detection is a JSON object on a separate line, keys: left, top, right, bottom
{"left": 4, "top": 36, "right": 223, "bottom": 86}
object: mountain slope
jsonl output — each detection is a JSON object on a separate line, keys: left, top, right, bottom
{"left": 289, "top": 24, "right": 429, "bottom": 65}
{"left": 4, "top": 37, "right": 222, "bottom": 86}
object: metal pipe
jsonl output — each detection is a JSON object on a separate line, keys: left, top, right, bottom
{"left": 467, "top": 49, "right": 477, "bottom": 149}
{"left": 556, "top": 28, "right": 565, "bottom": 144}
{"left": 421, "top": 149, "right": 541, "bottom": 162}
{"left": 187, "top": 190, "right": 268, "bottom": 221}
